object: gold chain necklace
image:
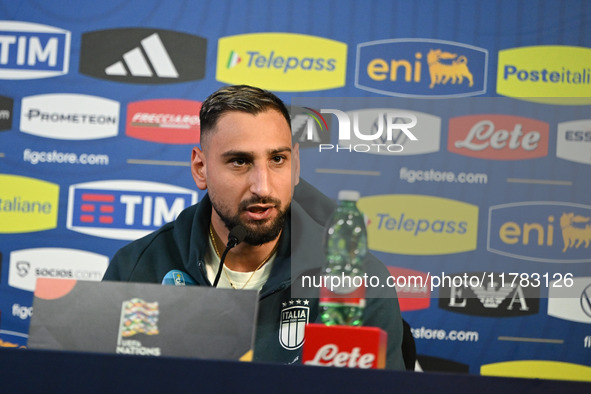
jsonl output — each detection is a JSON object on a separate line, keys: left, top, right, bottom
{"left": 209, "top": 224, "right": 279, "bottom": 290}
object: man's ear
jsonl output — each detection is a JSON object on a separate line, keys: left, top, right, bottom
{"left": 292, "top": 142, "right": 300, "bottom": 187}
{"left": 191, "top": 146, "right": 208, "bottom": 190}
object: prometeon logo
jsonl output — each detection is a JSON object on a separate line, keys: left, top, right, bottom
{"left": 557, "top": 119, "right": 591, "bottom": 165}
{"left": 80, "top": 28, "right": 206, "bottom": 84}
{"left": 356, "top": 39, "right": 487, "bottom": 97}
{"left": 216, "top": 33, "right": 347, "bottom": 92}
{"left": 67, "top": 180, "right": 197, "bottom": 240}
{"left": 488, "top": 202, "right": 591, "bottom": 263}
{"left": 448, "top": 114, "right": 549, "bottom": 160}
{"left": 0, "top": 21, "right": 70, "bottom": 79}
{"left": 0, "top": 95, "right": 13, "bottom": 131}
{"left": 126, "top": 99, "right": 201, "bottom": 144}
{"left": 497, "top": 45, "right": 591, "bottom": 105}
{"left": 0, "top": 174, "right": 59, "bottom": 233}
{"left": 20, "top": 94, "right": 119, "bottom": 140}
{"left": 357, "top": 194, "right": 478, "bottom": 255}
{"left": 438, "top": 271, "right": 539, "bottom": 317}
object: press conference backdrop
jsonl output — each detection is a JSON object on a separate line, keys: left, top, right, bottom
{"left": 0, "top": 0, "right": 590, "bottom": 381}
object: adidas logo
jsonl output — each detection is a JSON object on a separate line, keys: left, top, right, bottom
{"left": 80, "top": 28, "right": 207, "bottom": 84}
{"left": 105, "top": 33, "right": 178, "bottom": 78}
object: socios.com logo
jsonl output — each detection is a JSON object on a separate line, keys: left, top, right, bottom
{"left": 0, "top": 174, "right": 59, "bottom": 233}
{"left": 497, "top": 45, "right": 591, "bottom": 105}
{"left": 0, "top": 20, "right": 70, "bottom": 80}
{"left": 355, "top": 38, "right": 487, "bottom": 97}
{"left": 9, "top": 248, "right": 108, "bottom": 292}
{"left": 67, "top": 180, "right": 197, "bottom": 240}
{"left": 357, "top": 194, "right": 478, "bottom": 255}
{"left": 487, "top": 202, "right": 591, "bottom": 263}
{"left": 216, "top": 33, "right": 347, "bottom": 91}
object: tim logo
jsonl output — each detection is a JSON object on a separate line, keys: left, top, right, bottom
{"left": 289, "top": 106, "right": 331, "bottom": 148}
{"left": 279, "top": 300, "right": 309, "bottom": 350}
{"left": 0, "top": 21, "right": 70, "bottom": 79}
{"left": 356, "top": 39, "right": 487, "bottom": 97}
{"left": 80, "top": 28, "right": 206, "bottom": 84}
{"left": 439, "top": 272, "right": 539, "bottom": 317}
{"left": 126, "top": 99, "right": 202, "bottom": 144}
{"left": 448, "top": 114, "right": 549, "bottom": 160}
{"left": 488, "top": 202, "right": 591, "bottom": 263}
{"left": 67, "top": 180, "right": 197, "bottom": 240}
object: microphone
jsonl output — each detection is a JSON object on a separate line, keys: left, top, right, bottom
{"left": 162, "top": 270, "right": 197, "bottom": 286}
{"left": 213, "top": 225, "right": 247, "bottom": 287}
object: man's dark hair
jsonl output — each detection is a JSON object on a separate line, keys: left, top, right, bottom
{"left": 199, "top": 85, "right": 291, "bottom": 146}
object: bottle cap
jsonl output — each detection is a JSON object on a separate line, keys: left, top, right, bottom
{"left": 338, "top": 190, "right": 360, "bottom": 201}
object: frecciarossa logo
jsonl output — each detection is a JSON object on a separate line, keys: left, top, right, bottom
{"left": 216, "top": 33, "right": 347, "bottom": 92}
{"left": 448, "top": 114, "right": 549, "bottom": 160}
{"left": 355, "top": 39, "right": 487, "bottom": 97}
{"left": 67, "top": 180, "right": 197, "bottom": 240}
{"left": 126, "top": 99, "right": 201, "bottom": 144}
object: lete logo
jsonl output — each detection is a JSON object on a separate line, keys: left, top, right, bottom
{"left": 448, "top": 114, "right": 549, "bottom": 160}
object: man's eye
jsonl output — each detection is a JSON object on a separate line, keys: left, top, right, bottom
{"left": 272, "top": 155, "right": 285, "bottom": 164}
{"left": 231, "top": 158, "right": 247, "bottom": 166}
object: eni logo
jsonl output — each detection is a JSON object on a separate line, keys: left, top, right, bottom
{"left": 355, "top": 38, "right": 487, "bottom": 97}
{"left": 426, "top": 49, "right": 473, "bottom": 89}
{"left": 488, "top": 202, "right": 591, "bottom": 263}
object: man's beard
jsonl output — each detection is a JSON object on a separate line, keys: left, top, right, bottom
{"left": 210, "top": 195, "right": 289, "bottom": 246}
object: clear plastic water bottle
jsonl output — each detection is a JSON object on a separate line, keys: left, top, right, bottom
{"left": 319, "top": 190, "right": 368, "bottom": 326}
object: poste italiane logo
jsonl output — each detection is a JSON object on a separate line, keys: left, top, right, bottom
{"left": 357, "top": 194, "right": 478, "bottom": 255}
{"left": 497, "top": 45, "right": 591, "bottom": 105}
{"left": 216, "top": 33, "right": 347, "bottom": 92}
{"left": 0, "top": 174, "right": 59, "bottom": 233}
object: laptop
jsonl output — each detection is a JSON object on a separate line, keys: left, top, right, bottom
{"left": 27, "top": 278, "right": 259, "bottom": 361}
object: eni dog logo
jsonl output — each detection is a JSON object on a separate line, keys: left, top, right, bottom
{"left": 488, "top": 202, "right": 591, "bottom": 263}
{"left": 355, "top": 39, "right": 487, "bottom": 97}
{"left": 0, "top": 174, "right": 59, "bottom": 233}
{"left": 216, "top": 33, "right": 347, "bottom": 92}
{"left": 497, "top": 45, "right": 591, "bottom": 105}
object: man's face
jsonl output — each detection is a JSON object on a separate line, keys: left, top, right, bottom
{"left": 192, "top": 109, "right": 300, "bottom": 245}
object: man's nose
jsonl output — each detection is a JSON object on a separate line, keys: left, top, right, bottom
{"left": 249, "top": 164, "right": 271, "bottom": 196}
